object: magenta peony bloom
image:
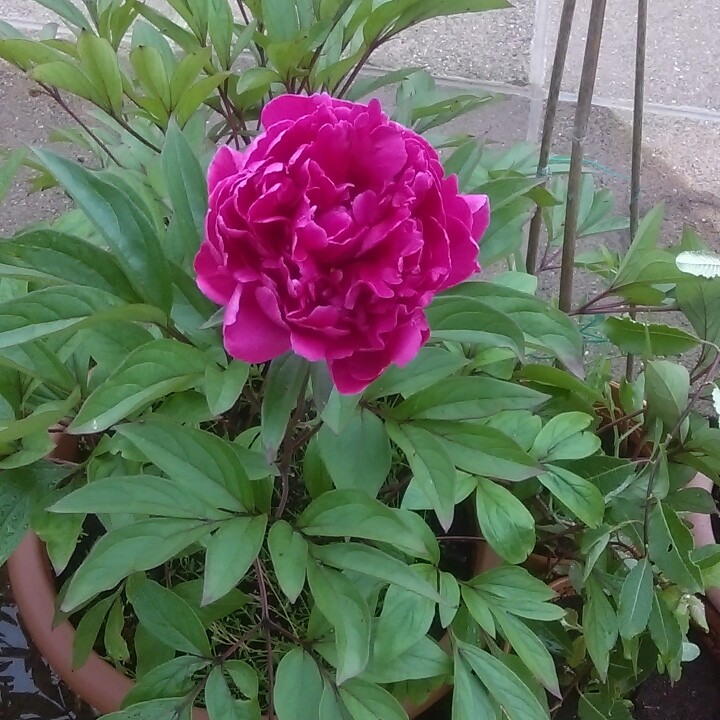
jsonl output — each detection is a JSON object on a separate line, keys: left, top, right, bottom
{"left": 195, "top": 94, "right": 489, "bottom": 394}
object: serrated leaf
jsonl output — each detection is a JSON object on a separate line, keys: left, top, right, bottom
{"left": 202, "top": 515, "right": 267, "bottom": 606}
{"left": 675, "top": 250, "right": 720, "bottom": 278}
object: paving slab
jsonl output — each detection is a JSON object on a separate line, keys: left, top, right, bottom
{"left": 544, "top": 0, "right": 720, "bottom": 112}
{"left": 369, "top": 0, "right": 535, "bottom": 87}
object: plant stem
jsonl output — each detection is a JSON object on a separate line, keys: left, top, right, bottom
{"left": 557, "top": 0, "right": 608, "bottom": 312}
{"left": 219, "top": 621, "right": 262, "bottom": 662}
{"left": 597, "top": 407, "right": 645, "bottom": 433}
{"left": 526, "top": 0, "right": 577, "bottom": 274}
{"left": 113, "top": 114, "right": 162, "bottom": 154}
{"left": 625, "top": 0, "right": 649, "bottom": 381}
{"left": 570, "top": 303, "right": 677, "bottom": 316}
{"left": 39, "top": 84, "right": 123, "bottom": 167}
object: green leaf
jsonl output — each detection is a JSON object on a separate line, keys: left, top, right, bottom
{"left": 0, "top": 463, "right": 68, "bottom": 565}
{"left": 456, "top": 639, "right": 548, "bottom": 720}
{"left": 317, "top": 409, "right": 391, "bottom": 498}
{"left": 161, "top": 121, "right": 208, "bottom": 267}
{"left": 417, "top": 420, "right": 542, "bottom": 482}
{"left": 311, "top": 543, "right": 443, "bottom": 603}
{"left": 103, "top": 698, "right": 189, "bottom": 720}
{"left": 427, "top": 297, "right": 525, "bottom": 359}
{"left": 77, "top": 31, "right": 124, "bottom": 115}
{"left": 615, "top": 205, "right": 664, "bottom": 282}
{"left": 202, "top": 515, "right": 267, "bottom": 605}
{"left": 386, "top": 422, "right": 456, "bottom": 531}
{"left": 364, "top": 346, "right": 468, "bottom": 400}
{"left": 268, "top": 519, "right": 308, "bottom": 603}
{"left": 116, "top": 419, "right": 257, "bottom": 512}
{"left": 578, "top": 692, "right": 633, "bottom": 720}
{"left": 205, "top": 361, "right": 249, "bottom": 416}
{"left": 0, "top": 229, "right": 138, "bottom": 300}
{"left": 51, "top": 474, "right": 229, "bottom": 520}
{"left": 261, "top": 353, "right": 308, "bottom": 458}
{"left": 32, "top": 61, "right": 102, "bottom": 105}
{"left": 364, "top": 636, "right": 450, "bottom": 683}
{"left": 392, "top": 377, "right": 549, "bottom": 421}
{"left": 34, "top": 149, "right": 172, "bottom": 312}
{"left": 0, "top": 148, "right": 27, "bottom": 205}
{"left": 0, "top": 390, "right": 79, "bottom": 445}
{"left": 72, "top": 593, "right": 115, "bottom": 670}
{"left": 648, "top": 589, "right": 683, "bottom": 663}
{"left": 298, "top": 488, "right": 437, "bottom": 561}
{"left": 104, "top": 597, "right": 130, "bottom": 664}
{"left": 122, "top": 656, "right": 209, "bottom": 707}
{"left": 644, "top": 360, "right": 690, "bottom": 432}
{"left": 34, "top": 0, "right": 90, "bottom": 29}
{"left": 0, "top": 285, "right": 165, "bottom": 350}
{"left": 647, "top": 502, "right": 703, "bottom": 593}
{"left": 373, "top": 583, "right": 435, "bottom": 661}
{"left": 225, "top": 660, "right": 259, "bottom": 699}
{"left": 492, "top": 609, "right": 560, "bottom": 697}
{"left": 274, "top": 649, "right": 324, "bottom": 720}
{"left": 539, "top": 465, "right": 605, "bottom": 527}
{"left": 675, "top": 250, "right": 720, "bottom": 278}
{"left": 69, "top": 339, "right": 209, "bottom": 433}
{"left": 338, "top": 679, "right": 407, "bottom": 720}
{"left": 617, "top": 558, "right": 653, "bottom": 639}
{"left": 307, "top": 561, "right": 371, "bottom": 684}
{"left": 62, "top": 518, "right": 214, "bottom": 611}
{"left": 604, "top": 316, "right": 699, "bottom": 356}
{"left": 175, "top": 71, "right": 231, "bottom": 126}
{"left": 475, "top": 476, "right": 535, "bottom": 564}
{"left": 531, "top": 413, "right": 601, "bottom": 462}
{"left": 439, "top": 571, "right": 460, "bottom": 628}
{"left": 466, "top": 567, "right": 564, "bottom": 621}
{"left": 437, "top": 282, "right": 584, "bottom": 375}
{"left": 205, "top": 666, "right": 257, "bottom": 720}
{"left": 583, "top": 578, "right": 618, "bottom": 681}
{"left": 452, "top": 649, "right": 498, "bottom": 720}
{"left": 461, "top": 585, "right": 496, "bottom": 635}
{"left": 127, "top": 577, "right": 211, "bottom": 657}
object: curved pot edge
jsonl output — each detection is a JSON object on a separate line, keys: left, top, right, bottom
{"left": 8, "top": 530, "right": 487, "bottom": 719}
{"left": 687, "top": 472, "right": 720, "bottom": 613}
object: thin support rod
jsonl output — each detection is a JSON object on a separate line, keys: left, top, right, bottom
{"left": 558, "top": 0, "right": 608, "bottom": 313}
{"left": 625, "top": 0, "right": 649, "bottom": 380}
{"left": 526, "top": 0, "right": 578, "bottom": 275}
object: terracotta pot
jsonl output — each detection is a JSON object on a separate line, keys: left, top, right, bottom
{"left": 688, "top": 473, "right": 720, "bottom": 611}
{"left": 9, "top": 531, "right": 479, "bottom": 718}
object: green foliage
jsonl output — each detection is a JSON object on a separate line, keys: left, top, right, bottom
{"left": 0, "top": 1, "right": 718, "bottom": 718}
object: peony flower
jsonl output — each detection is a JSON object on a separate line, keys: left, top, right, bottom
{"left": 195, "top": 93, "right": 489, "bottom": 394}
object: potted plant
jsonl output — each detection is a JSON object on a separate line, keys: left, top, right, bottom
{"left": 2, "top": 2, "right": 720, "bottom": 720}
